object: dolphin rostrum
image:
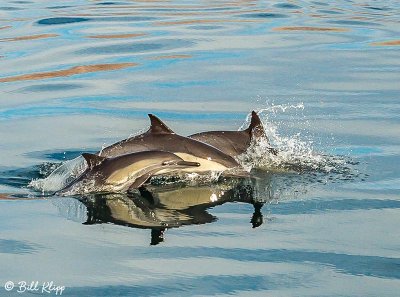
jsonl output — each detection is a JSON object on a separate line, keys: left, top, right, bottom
{"left": 99, "top": 114, "right": 243, "bottom": 174}
{"left": 56, "top": 151, "right": 200, "bottom": 196}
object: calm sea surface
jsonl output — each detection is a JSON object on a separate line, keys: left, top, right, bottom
{"left": 0, "top": 0, "right": 399, "bottom": 296}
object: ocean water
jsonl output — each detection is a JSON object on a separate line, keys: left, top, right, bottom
{"left": 0, "top": 0, "right": 399, "bottom": 296}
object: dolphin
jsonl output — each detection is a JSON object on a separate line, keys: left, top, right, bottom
{"left": 34, "top": 113, "right": 250, "bottom": 193}
{"left": 99, "top": 114, "right": 243, "bottom": 174}
{"left": 143, "top": 111, "right": 277, "bottom": 158}
{"left": 56, "top": 151, "right": 200, "bottom": 196}
{"left": 189, "top": 111, "right": 277, "bottom": 157}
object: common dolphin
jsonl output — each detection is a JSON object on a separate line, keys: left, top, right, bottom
{"left": 188, "top": 111, "right": 270, "bottom": 156}
{"left": 33, "top": 113, "right": 248, "bottom": 193}
{"left": 190, "top": 111, "right": 277, "bottom": 157}
{"left": 56, "top": 151, "right": 200, "bottom": 196}
{"left": 99, "top": 114, "right": 243, "bottom": 174}
{"left": 144, "top": 111, "right": 277, "bottom": 157}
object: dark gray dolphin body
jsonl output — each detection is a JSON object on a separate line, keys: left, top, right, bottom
{"left": 189, "top": 111, "right": 267, "bottom": 157}
{"left": 56, "top": 151, "right": 200, "bottom": 196}
{"left": 185, "top": 111, "right": 277, "bottom": 157}
{"left": 99, "top": 114, "right": 242, "bottom": 173}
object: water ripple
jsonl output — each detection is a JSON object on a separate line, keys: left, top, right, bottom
{"left": 77, "top": 39, "right": 194, "bottom": 55}
{"left": 0, "top": 33, "right": 58, "bottom": 42}
{"left": 273, "top": 26, "right": 348, "bottom": 32}
{"left": 0, "top": 63, "right": 137, "bottom": 83}
{"left": 0, "top": 6, "right": 23, "bottom": 11}
{"left": 86, "top": 33, "right": 145, "bottom": 39}
{"left": 129, "top": 247, "right": 400, "bottom": 279}
{"left": 272, "top": 198, "right": 400, "bottom": 215}
{"left": 67, "top": 275, "right": 293, "bottom": 297}
{"left": 328, "top": 19, "right": 381, "bottom": 26}
{"left": 37, "top": 17, "right": 90, "bottom": 25}
{"left": 274, "top": 3, "right": 301, "bottom": 9}
{"left": 0, "top": 239, "right": 39, "bottom": 254}
{"left": 0, "top": 0, "right": 399, "bottom": 294}
{"left": 20, "top": 83, "right": 84, "bottom": 92}
{"left": 239, "top": 12, "right": 289, "bottom": 19}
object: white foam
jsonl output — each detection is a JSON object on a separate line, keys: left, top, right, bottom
{"left": 237, "top": 104, "right": 348, "bottom": 174}
{"left": 28, "top": 156, "right": 87, "bottom": 193}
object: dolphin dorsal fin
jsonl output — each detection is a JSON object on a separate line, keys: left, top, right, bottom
{"left": 148, "top": 114, "right": 175, "bottom": 134}
{"left": 245, "top": 111, "right": 266, "bottom": 139}
{"left": 82, "top": 153, "right": 106, "bottom": 169}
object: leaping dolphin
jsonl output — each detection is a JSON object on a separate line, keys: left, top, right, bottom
{"left": 147, "top": 111, "right": 277, "bottom": 157}
{"left": 56, "top": 151, "right": 200, "bottom": 196}
{"left": 99, "top": 114, "right": 243, "bottom": 174}
{"left": 34, "top": 113, "right": 251, "bottom": 193}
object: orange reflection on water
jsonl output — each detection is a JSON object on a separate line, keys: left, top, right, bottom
{"left": 0, "top": 34, "right": 58, "bottom": 42}
{"left": 159, "top": 12, "right": 204, "bottom": 17}
{"left": 0, "top": 63, "right": 137, "bottom": 83}
{"left": 0, "top": 194, "right": 14, "bottom": 200}
{"left": 273, "top": 26, "right": 349, "bottom": 32}
{"left": 87, "top": 33, "right": 145, "bottom": 39}
{"left": 0, "top": 193, "right": 40, "bottom": 200}
{"left": 0, "top": 26, "right": 12, "bottom": 30}
{"left": 370, "top": 40, "right": 400, "bottom": 46}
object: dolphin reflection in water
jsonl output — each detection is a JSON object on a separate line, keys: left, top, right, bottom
{"left": 54, "top": 176, "right": 274, "bottom": 245}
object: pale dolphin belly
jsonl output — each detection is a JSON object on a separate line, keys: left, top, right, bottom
{"left": 157, "top": 152, "right": 228, "bottom": 174}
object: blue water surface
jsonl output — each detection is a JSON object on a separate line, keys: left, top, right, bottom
{"left": 0, "top": 0, "right": 399, "bottom": 296}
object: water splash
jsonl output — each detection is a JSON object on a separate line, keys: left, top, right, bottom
{"left": 28, "top": 156, "right": 86, "bottom": 194}
{"left": 28, "top": 128, "right": 148, "bottom": 194}
{"left": 237, "top": 104, "right": 358, "bottom": 179}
